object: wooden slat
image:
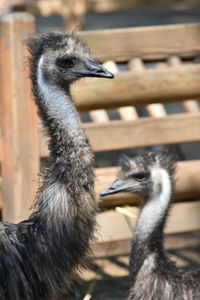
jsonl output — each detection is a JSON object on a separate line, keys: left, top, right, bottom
{"left": 87, "top": 0, "right": 137, "bottom": 12}
{"left": 89, "top": 61, "right": 117, "bottom": 123}
{"left": 119, "top": 60, "right": 139, "bottom": 120}
{"left": 95, "top": 201, "right": 200, "bottom": 244}
{"left": 78, "top": 24, "right": 200, "bottom": 62}
{"left": 85, "top": 112, "right": 200, "bottom": 151}
{"left": 87, "top": 0, "right": 200, "bottom": 13}
{"left": 0, "top": 0, "right": 9, "bottom": 12}
{"left": 168, "top": 56, "right": 200, "bottom": 113}
{"left": 182, "top": 100, "right": 199, "bottom": 113}
{"left": 39, "top": 113, "right": 200, "bottom": 154}
{"left": 0, "top": 13, "right": 39, "bottom": 223}
{"left": 92, "top": 232, "right": 200, "bottom": 257}
{"left": 72, "top": 65, "right": 200, "bottom": 111}
{"left": 129, "top": 58, "right": 168, "bottom": 118}
{"left": 61, "top": 0, "right": 86, "bottom": 31}
{"left": 1, "top": 159, "right": 200, "bottom": 210}
{"left": 31, "top": 0, "right": 62, "bottom": 15}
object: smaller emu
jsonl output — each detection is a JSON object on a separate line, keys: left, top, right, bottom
{"left": 101, "top": 152, "right": 200, "bottom": 300}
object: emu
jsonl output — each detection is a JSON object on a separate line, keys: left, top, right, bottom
{"left": 101, "top": 152, "right": 200, "bottom": 300}
{"left": 0, "top": 33, "right": 113, "bottom": 300}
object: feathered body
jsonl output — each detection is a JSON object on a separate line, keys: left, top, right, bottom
{"left": 0, "top": 33, "right": 113, "bottom": 300}
{"left": 101, "top": 152, "right": 200, "bottom": 300}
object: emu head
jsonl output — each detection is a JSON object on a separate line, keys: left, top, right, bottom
{"left": 101, "top": 152, "right": 176, "bottom": 199}
{"left": 27, "top": 32, "right": 114, "bottom": 85}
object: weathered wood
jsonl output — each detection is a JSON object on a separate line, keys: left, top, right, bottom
{"left": 85, "top": 113, "right": 200, "bottom": 151}
{"left": 95, "top": 160, "right": 200, "bottom": 207}
{"left": 1, "top": 159, "right": 200, "bottom": 210}
{"left": 0, "top": 0, "right": 10, "bottom": 13}
{"left": 39, "top": 112, "right": 200, "bottom": 154}
{"left": 72, "top": 65, "right": 200, "bottom": 111}
{"left": 168, "top": 56, "right": 200, "bottom": 113}
{"left": 78, "top": 24, "right": 200, "bottom": 62}
{"left": 129, "top": 58, "right": 168, "bottom": 118}
{"left": 92, "top": 232, "right": 200, "bottom": 258}
{"left": 62, "top": 0, "right": 86, "bottom": 31}
{"left": 88, "top": 61, "right": 116, "bottom": 123}
{"left": 182, "top": 100, "right": 199, "bottom": 113}
{"left": 0, "top": 13, "right": 39, "bottom": 222}
{"left": 87, "top": 0, "right": 136, "bottom": 12}
{"left": 95, "top": 201, "right": 200, "bottom": 244}
{"left": 119, "top": 60, "right": 139, "bottom": 120}
{"left": 87, "top": 0, "right": 200, "bottom": 13}
{"left": 89, "top": 110, "right": 109, "bottom": 122}
{"left": 31, "top": 0, "right": 62, "bottom": 15}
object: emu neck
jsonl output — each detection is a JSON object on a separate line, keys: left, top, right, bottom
{"left": 31, "top": 56, "right": 96, "bottom": 234}
{"left": 130, "top": 168, "right": 172, "bottom": 281}
{"left": 37, "top": 56, "right": 83, "bottom": 142}
{"left": 136, "top": 168, "right": 171, "bottom": 242}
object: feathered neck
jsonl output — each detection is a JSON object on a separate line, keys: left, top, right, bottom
{"left": 130, "top": 167, "right": 173, "bottom": 282}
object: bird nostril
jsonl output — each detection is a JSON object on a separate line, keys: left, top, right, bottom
{"left": 96, "top": 69, "right": 103, "bottom": 73}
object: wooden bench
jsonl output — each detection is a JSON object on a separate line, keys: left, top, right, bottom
{"left": 0, "top": 13, "right": 200, "bottom": 257}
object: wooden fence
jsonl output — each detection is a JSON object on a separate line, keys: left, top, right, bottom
{"left": 0, "top": 13, "right": 200, "bottom": 256}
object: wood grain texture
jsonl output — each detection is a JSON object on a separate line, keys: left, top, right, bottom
{"left": 95, "top": 201, "right": 200, "bottom": 244}
{"left": 85, "top": 112, "right": 200, "bottom": 151}
{"left": 72, "top": 65, "right": 200, "bottom": 111}
{"left": 78, "top": 24, "right": 200, "bottom": 62}
{"left": 87, "top": 0, "right": 137, "bottom": 12}
{"left": 168, "top": 56, "right": 200, "bottom": 113}
{"left": 0, "top": 13, "right": 39, "bottom": 222}
{"left": 39, "top": 112, "right": 200, "bottom": 153}
{"left": 129, "top": 58, "right": 167, "bottom": 118}
{"left": 92, "top": 232, "right": 200, "bottom": 257}
{"left": 87, "top": 0, "right": 200, "bottom": 13}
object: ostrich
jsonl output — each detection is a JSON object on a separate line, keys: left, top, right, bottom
{"left": 101, "top": 152, "right": 200, "bottom": 300}
{"left": 0, "top": 33, "right": 113, "bottom": 300}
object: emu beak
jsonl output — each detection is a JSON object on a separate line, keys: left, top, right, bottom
{"left": 80, "top": 59, "right": 114, "bottom": 79}
{"left": 101, "top": 178, "right": 128, "bottom": 196}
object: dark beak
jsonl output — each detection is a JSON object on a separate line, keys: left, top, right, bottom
{"left": 79, "top": 59, "right": 114, "bottom": 79}
{"left": 101, "top": 178, "right": 129, "bottom": 196}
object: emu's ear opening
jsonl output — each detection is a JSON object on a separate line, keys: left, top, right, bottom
{"left": 119, "top": 154, "right": 131, "bottom": 172}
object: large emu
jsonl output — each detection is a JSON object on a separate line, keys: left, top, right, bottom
{"left": 0, "top": 33, "right": 113, "bottom": 300}
{"left": 101, "top": 152, "right": 200, "bottom": 300}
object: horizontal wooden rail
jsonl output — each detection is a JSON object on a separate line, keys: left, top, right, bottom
{"left": 92, "top": 232, "right": 200, "bottom": 258}
{"left": 95, "top": 200, "right": 200, "bottom": 244}
{"left": 39, "top": 112, "right": 200, "bottom": 154}
{"left": 72, "top": 65, "right": 200, "bottom": 111}
{"left": 96, "top": 160, "right": 200, "bottom": 207}
{"left": 78, "top": 24, "right": 200, "bottom": 62}
{"left": 87, "top": 0, "right": 135, "bottom": 12}
{"left": 0, "top": 160, "right": 200, "bottom": 209}
{"left": 87, "top": 0, "right": 200, "bottom": 13}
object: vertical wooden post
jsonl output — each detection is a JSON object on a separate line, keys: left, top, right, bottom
{"left": 0, "top": 0, "right": 10, "bottom": 13}
{"left": 0, "top": 13, "right": 39, "bottom": 223}
{"left": 62, "top": 0, "right": 87, "bottom": 31}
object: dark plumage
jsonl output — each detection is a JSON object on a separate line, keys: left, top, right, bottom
{"left": 0, "top": 32, "right": 113, "bottom": 300}
{"left": 101, "top": 152, "right": 200, "bottom": 300}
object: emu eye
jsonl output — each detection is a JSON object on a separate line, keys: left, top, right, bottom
{"left": 133, "top": 172, "right": 148, "bottom": 182}
{"left": 57, "top": 57, "right": 75, "bottom": 68}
